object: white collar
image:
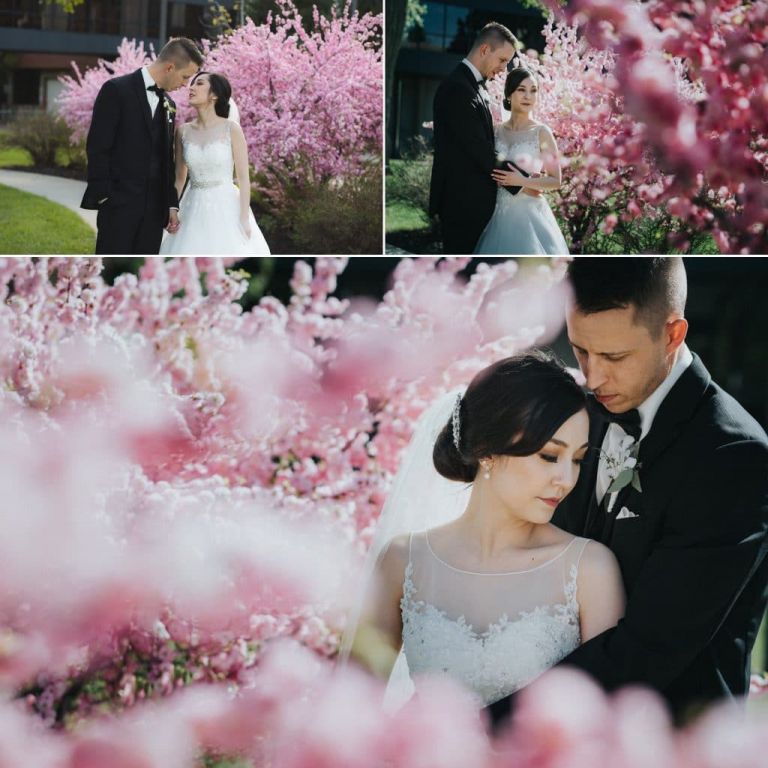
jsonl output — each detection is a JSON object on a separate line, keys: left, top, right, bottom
{"left": 461, "top": 58, "right": 484, "bottom": 84}
{"left": 142, "top": 66, "right": 158, "bottom": 91}
{"left": 637, "top": 344, "right": 693, "bottom": 439}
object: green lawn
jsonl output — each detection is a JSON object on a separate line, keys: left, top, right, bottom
{"left": 386, "top": 200, "right": 429, "bottom": 233}
{"left": 0, "top": 184, "right": 95, "bottom": 254}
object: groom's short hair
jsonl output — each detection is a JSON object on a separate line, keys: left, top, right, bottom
{"left": 472, "top": 22, "right": 518, "bottom": 52}
{"left": 568, "top": 257, "right": 687, "bottom": 337}
{"left": 158, "top": 38, "right": 204, "bottom": 68}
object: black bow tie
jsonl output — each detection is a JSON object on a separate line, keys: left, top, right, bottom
{"left": 147, "top": 84, "right": 165, "bottom": 96}
{"left": 478, "top": 77, "right": 487, "bottom": 87}
{"left": 588, "top": 396, "right": 642, "bottom": 441}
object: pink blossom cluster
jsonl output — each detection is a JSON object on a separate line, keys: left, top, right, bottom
{"left": 3, "top": 640, "right": 767, "bottom": 768}
{"left": 533, "top": 0, "right": 768, "bottom": 253}
{"left": 0, "top": 256, "right": 567, "bottom": 726}
{"left": 56, "top": 1, "right": 382, "bottom": 203}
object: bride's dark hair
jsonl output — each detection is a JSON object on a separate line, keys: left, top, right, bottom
{"left": 192, "top": 71, "right": 232, "bottom": 118}
{"left": 433, "top": 350, "right": 586, "bottom": 483}
{"left": 503, "top": 67, "right": 537, "bottom": 111}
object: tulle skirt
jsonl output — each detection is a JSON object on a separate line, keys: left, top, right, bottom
{"left": 160, "top": 182, "right": 270, "bottom": 255}
{"left": 474, "top": 189, "right": 569, "bottom": 255}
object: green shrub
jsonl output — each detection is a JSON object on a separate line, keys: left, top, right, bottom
{"left": 386, "top": 137, "right": 433, "bottom": 220}
{"left": 58, "top": 139, "right": 88, "bottom": 171}
{"left": 6, "top": 110, "right": 74, "bottom": 167}
{"left": 272, "top": 163, "right": 382, "bottom": 254}
{"left": 580, "top": 211, "right": 718, "bottom": 255}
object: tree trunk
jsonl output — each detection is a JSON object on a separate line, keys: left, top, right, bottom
{"left": 385, "top": 0, "right": 407, "bottom": 160}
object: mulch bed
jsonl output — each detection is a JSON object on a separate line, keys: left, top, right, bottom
{"left": 386, "top": 228, "right": 442, "bottom": 255}
{"left": 3, "top": 164, "right": 86, "bottom": 181}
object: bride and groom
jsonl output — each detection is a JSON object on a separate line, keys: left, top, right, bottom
{"left": 429, "top": 22, "right": 568, "bottom": 255}
{"left": 81, "top": 38, "right": 270, "bottom": 255}
{"left": 349, "top": 258, "right": 768, "bottom": 728}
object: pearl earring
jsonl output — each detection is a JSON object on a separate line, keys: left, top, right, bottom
{"left": 483, "top": 462, "right": 491, "bottom": 480}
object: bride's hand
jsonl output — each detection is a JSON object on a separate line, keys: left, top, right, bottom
{"left": 491, "top": 167, "right": 526, "bottom": 187}
{"left": 166, "top": 209, "right": 180, "bottom": 233}
{"left": 240, "top": 214, "right": 252, "bottom": 239}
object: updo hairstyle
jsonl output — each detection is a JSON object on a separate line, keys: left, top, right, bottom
{"left": 433, "top": 350, "right": 586, "bottom": 483}
{"left": 192, "top": 71, "right": 232, "bottom": 118}
{"left": 502, "top": 67, "right": 537, "bottom": 111}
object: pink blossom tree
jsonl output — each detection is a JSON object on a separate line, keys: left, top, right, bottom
{"left": 532, "top": 0, "right": 768, "bottom": 253}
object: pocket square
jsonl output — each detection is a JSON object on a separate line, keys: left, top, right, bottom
{"left": 616, "top": 506, "right": 639, "bottom": 520}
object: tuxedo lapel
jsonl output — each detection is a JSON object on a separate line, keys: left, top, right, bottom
{"left": 584, "top": 417, "right": 609, "bottom": 539}
{"left": 600, "top": 354, "right": 710, "bottom": 543}
{"left": 639, "top": 353, "right": 711, "bottom": 473}
{"left": 132, "top": 69, "right": 153, "bottom": 135}
{"left": 458, "top": 64, "right": 494, "bottom": 141}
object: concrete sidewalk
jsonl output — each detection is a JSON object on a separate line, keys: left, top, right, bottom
{"left": 0, "top": 169, "right": 96, "bottom": 231}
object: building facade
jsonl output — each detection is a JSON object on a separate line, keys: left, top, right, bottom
{"left": 390, "top": 0, "right": 545, "bottom": 157}
{"left": 0, "top": 0, "right": 235, "bottom": 116}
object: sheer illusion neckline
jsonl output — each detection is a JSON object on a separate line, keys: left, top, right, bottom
{"left": 187, "top": 119, "right": 230, "bottom": 132}
{"left": 500, "top": 123, "right": 541, "bottom": 133}
{"left": 423, "top": 531, "right": 579, "bottom": 575}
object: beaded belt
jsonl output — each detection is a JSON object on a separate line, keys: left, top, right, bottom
{"left": 190, "top": 179, "right": 227, "bottom": 189}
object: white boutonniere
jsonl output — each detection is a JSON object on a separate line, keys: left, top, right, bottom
{"left": 496, "top": 151, "right": 507, "bottom": 163}
{"left": 602, "top": 435, "right": 642, "bottom": 513}
{"left": 164, "top": 96, "right": 176, "bottom": 124}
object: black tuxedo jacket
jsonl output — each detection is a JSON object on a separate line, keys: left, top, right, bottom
{"left": 81, "top": 69, "right": 178, "bottom": 224}
{"left": 428, "top": 63, "right": 497, "bottom": 254}
{"left": 489, "top": 353, "right": 768, "bottom": 724}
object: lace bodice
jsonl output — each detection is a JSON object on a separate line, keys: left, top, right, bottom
{"left": 494, "top": 123, "right": 545, "bottom": 175}
{"left": 181, "top": 121, "right": 234, "bottom": 188}
{"left": 401, "top": 532, "right": 587, "bottom": 705}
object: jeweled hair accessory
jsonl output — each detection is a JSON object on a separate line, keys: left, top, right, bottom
{"left": 451, "top": 394, "right": 462, "bottom": 450}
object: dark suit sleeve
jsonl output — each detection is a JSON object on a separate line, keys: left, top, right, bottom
{"left": 434, "top": 80, "right": 495, "bottom": 175}
{"left": 557, "top": 438, "right": 768, "bottom": 691}
{"left": 167, "top": 98, "right": 180, "bottom": 210}
{"left": 85, "top": 79, "right": 121, "bottom": 202}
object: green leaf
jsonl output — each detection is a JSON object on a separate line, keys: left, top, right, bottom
{"left": 631, "top": 472, "right": 642, "bottom": 492}
{"left": 607, "top": 469, "right": 633, "bottom": 493}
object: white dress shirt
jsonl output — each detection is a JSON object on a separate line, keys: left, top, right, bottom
{"left": 141, "top": 66, "right": 161, "bottom": 117}
{"left": 596, "top": 344, "right": 694, "bottom": 503}
{"left": 461, "top": 58, "right": 484, "bottom": 84}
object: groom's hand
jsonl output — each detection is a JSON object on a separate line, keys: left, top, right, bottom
{"left": 166, "top": 209, "right": 180, "bottom": 234}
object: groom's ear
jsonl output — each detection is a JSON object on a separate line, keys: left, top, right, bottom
{"left": 664, "top": 317, "right": 688, "bottom": 354}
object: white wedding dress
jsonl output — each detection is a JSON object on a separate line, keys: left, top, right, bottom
{"left": 160, "top": 120, "right": 270, "bottom": 255}
{"left": 474, "top": 123, "right": 569, "bottom": 256}
{"left": 400, "top": 531, "right": 588, "bottom": 706}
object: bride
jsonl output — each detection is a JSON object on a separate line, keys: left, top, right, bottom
{"left": 475, "top": 68, "right": 569, "bottom": 255}
{"left": 345, "top": 351, "right": 624, "bottom": 708}
{"left": 160, "top": 71, "right": 270, "bottom": 255}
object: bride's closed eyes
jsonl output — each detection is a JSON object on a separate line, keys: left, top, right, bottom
{"left": 538, "top": 452, "right": 586, "bottom": 465}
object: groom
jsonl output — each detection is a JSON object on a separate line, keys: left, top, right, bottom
{"left": 428, "top": 23, "right": 517, "bottom": 255}
{"left": 489, "top": 257, "right": 768, "bottom": 726}
{"left": 81, "top": 38, "right": 204, "bottom": 254}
